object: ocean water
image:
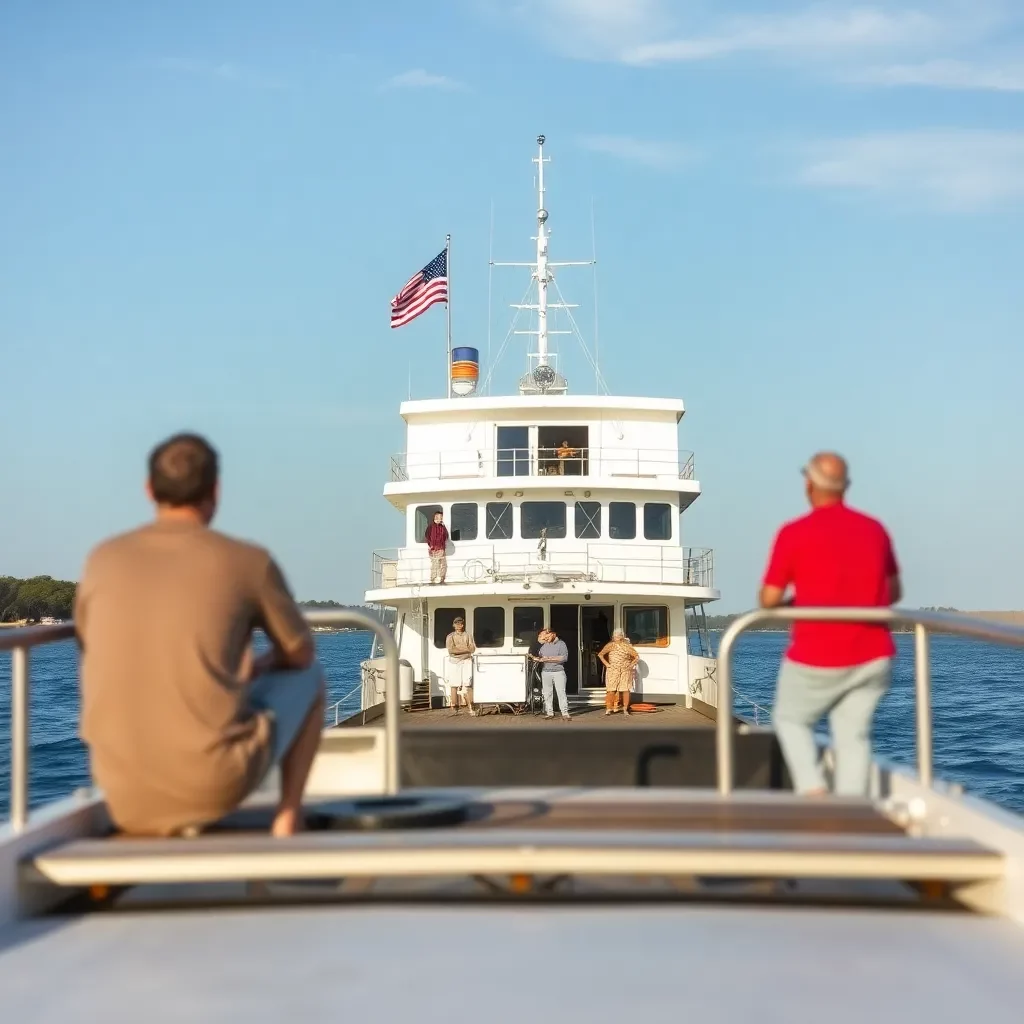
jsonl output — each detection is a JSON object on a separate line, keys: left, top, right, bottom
{"left": 1, "top": 630, "right": 1022, "bottom": 820}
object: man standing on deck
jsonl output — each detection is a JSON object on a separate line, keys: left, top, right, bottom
{"left": 445, "top": 616, "right": 476, "bottom": 715}
{"left": 425, "top": 510, "right": 449, "bottom": 584}
{"left": 75, "top": 433, "right": 326, "bottom": 837}
{"left": 760, "top": 452, "right": 902, "bottom": 797}
{"left": 533, "top": 628, "right": 572, "bottom": 720}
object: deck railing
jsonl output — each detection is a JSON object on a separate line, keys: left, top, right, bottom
{"left": 0, "top": 610, "right": 401, "bottom": 832}
{"left": 390, "top": 447, "right": 696, "bottom": 483}
{"left": 716, "top": 607, "right": 1024, "bottom": 796}
{"left": 371, "top": 545, "right": 714, "bottom": 590}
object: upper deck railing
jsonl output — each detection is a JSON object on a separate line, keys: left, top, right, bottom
{"left": 390, "top": 447, "right": 696, "bottom": 484}
{"left": 715, "top": 607, "right": 1024, "bottom": 796}
{"left": 0, "top": 610, "right": 401, "bottom": 832}
{"left": 371, "top": 544, "right": 714, "bottom": 590}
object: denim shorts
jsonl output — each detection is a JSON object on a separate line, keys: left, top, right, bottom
{"left": 247, "top": 663, "right": 325, "bottom": 766}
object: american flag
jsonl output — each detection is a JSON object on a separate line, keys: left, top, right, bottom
{"left": 390, "top": 248, "right": 448, "bottom": 328}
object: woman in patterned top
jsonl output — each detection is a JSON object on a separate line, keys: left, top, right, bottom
{"left": 598, "top": 628, "right": 639, "bottom": 716}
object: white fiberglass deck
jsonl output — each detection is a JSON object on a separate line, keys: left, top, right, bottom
{"left": 2, "top": 904, "right": 1023, "bottom": 1023}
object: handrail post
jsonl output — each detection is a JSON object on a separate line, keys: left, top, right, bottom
{"left": 11, "top": 645, "right": 29, "bottom": 831}
{"left": 715, "top": 621, "right": 741, "bottom": 796}
{"left": 914, "top": 624, "right": 934, "bottom": 788}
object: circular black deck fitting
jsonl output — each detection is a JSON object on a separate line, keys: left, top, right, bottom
{"left": 306, "top": 795, "right": 471, "bottom": 831}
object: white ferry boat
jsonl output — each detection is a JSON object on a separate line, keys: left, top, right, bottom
{"left": 2, "top": 137, "right": 1024, "bottom": 1021}
{"left": 358, "top": 135, "right": 720, "bottom": 724}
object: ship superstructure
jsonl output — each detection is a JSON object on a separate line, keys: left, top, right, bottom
{"left": 363, "top": 136, "right": 719, "bottom": 712}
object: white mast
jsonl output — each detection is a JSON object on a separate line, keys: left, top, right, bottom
{"left": 491, "top": 135, "right": 595, "bottom": 396}
{"left": 535, "top": 134, "right": 551, "bottom": 367}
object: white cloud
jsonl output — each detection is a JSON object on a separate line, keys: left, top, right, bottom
{"left": 852, "top": 57, "right": 1024, "bottom": 91}
{"left": 798, "top": 130, "right": 1024, "bottom": 210}
{"left": 383, "top": 69, "right": 467, "bottom": 90}
{"left": 497, "top": 1, "right": 1024, "bottom": 94}
{"left": 500, "top": 0, "right": 672, "bottom": 59}
{"left": 578, "top": 134, "right": 698, "bottom": 169}
{"left": 151, "top": 57, "right": 284, "bottom": 89}
{"left": 623, "top": 6, "right": 940, "bottom": 65}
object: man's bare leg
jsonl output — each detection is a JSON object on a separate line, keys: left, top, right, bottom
{"left": 465, "top": 686, "right": 476, "bottom": 716}
{"left": 272, "top": 683, "right": 326, "bottom": 838}
{"left": 450, "top": 686, "right": 460, "bottom": 713}
{"left": 622, "top": 690, "right": 631, "bottom": 716}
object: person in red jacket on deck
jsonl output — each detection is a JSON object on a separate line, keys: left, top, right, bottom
{"left": 425, "top": 510, "right": 449, "bottom": 584}
{"left": 760, "top": 452, "right": 903, "bottom": 797}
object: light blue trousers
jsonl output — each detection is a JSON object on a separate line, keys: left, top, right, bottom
{"left": 772, "top": 657, "right": 892, "bottom": 796}
{"left": 542, "top": 669, "right": 570, "bottom": 717}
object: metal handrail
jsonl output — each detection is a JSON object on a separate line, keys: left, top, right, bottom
{"left": 390, "top": 446, "right": 696, "bottom": 482}
{"left": 371, "top": 544, "right": 715, "bottom": 590}
{"left": 0, "top": 609, "right": 399, "bottom": 832}
{"left": 716, "top": 606, "right": 1024, "bottom": 796}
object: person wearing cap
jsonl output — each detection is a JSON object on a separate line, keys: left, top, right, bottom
{"left": 445, "top": 616, "right": 476, "bottom": 715}
{"left": 760, "top": 452, "right": 902, "bottom": 796}
{"left": 531, "top": 628, "right": 571, "bottom": 720}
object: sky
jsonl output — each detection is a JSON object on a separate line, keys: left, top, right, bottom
{"left": 2, "top": 0, "right": 1023, "bottom": 610}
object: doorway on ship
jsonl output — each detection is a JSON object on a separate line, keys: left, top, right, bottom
{"left": 549, "top": 604, "right": 581, "bottom": 694}
{"left": 581, "top": 604, "right": 614, "bottom": 689}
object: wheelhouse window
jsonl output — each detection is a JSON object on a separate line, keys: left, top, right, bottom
{"left": 521, "top": 501, "right": 567, "bottom": 539}
{"left": 450, "top": 502, "right": 478, "bottom": 542}
{"left": 433, "top": 607, "right": 466, "bottom": 649}
{"left": 537, "top": 426, "right": 589, "bottom": 476}
{"left": 643, "top": 502, "right": 672, "bottom": 541}
{"left": 574, "top": 500, "right": 601, "bottom": 539}
{"left": 474, "top": 606, "right": 505, "bottom": 647}
{"left": 496, "top": 426, "right": 530, "bottom": 477}
{"left": 623, "top": 605, "right": 669, "bottom": 647}
{"left": 609, "top": 501, "right": 636, "bottom": 540}
{"left": 415, "top": 504, "right": 443, "bottom": 543}
{"left": 486, "top": 501, "right": 513, "bottom": 540}
{"left": 512, "top": 606, "right": 545, "bottom": 647}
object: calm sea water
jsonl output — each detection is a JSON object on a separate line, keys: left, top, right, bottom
{"left": 1, "top": 630, "right": 1022, "bottom": 820}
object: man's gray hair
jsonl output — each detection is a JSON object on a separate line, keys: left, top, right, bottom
{"left": 802, "top": 452, "right": 849, "bottom": 493}
{"left": 612, "top": 627, "right": 626, "bottom": 639}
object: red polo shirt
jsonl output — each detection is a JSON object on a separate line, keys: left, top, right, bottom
{"left": 762, "top": 502, "right": 899, "bottom": 667}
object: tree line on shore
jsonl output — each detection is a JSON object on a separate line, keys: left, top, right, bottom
{"left": 0, "top": 578, "right": 378, "bottom": 624}
{"left": 0, "top": 576, "right": 76, "bottom": 622}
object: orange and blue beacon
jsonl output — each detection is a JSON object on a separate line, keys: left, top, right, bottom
{"left": 451, "top": 347, "right": 479, "bottom": 396}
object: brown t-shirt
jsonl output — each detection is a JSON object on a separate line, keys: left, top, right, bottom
{"left": 75, "top": 519, "right": 311, "bottom": 835}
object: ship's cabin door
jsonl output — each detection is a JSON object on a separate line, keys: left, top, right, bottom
{"left": 550, "top": 603, "right": 614, "bottom": 693}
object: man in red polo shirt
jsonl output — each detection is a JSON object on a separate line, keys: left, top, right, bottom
{"left": 760, "top": 452, "right": 902, "bottom": 796}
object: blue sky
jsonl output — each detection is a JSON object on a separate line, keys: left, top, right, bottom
{"left": 2, "top": 0, "right": 1022, "bottom": 610}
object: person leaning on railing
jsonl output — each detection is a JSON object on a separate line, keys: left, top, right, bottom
{"left": 556, "top": 440, "right": 578, "bottom": 475}
{"left": 75, "top": 433, "right": 326, "bottom": 838}
{"left": 759, "top": 452, "right": 902, "bottom": 797}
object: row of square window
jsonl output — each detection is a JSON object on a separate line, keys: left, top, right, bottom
{"left": 415, "top": 500, "right": 674, "bottom": 543}
{"left": 432, "top": 605, "right": 671, "bottom": 649}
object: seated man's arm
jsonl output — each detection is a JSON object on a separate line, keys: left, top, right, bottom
{"left": 888, "top": 574, "right": 903, "bottom": 605}
{"left": 759, "top": 525, "right": 794, "bottom": 609}
{"left": 252, "top": 557, "right": 314, "bottom": 676}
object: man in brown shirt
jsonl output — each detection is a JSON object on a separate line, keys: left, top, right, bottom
{"left": 75, "top": 433, "right": 325, "bottom": 837}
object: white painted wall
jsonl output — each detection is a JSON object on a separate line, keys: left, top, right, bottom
{"left": 393, "top": 597, "right": 690, "bottom": 702}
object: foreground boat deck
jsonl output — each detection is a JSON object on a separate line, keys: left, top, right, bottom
{"left": 399, "top": 703, "right": 714, "bottom": 728}
{"left": 3, "top": 903, "right": 1024, "bottom": 1022}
